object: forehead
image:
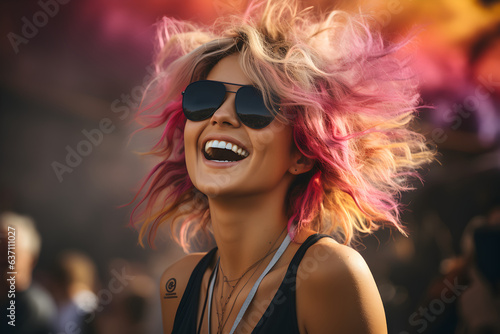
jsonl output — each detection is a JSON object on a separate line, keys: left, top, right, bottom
{"left": 206, "top": 54, "right": 253, "bottom": 86}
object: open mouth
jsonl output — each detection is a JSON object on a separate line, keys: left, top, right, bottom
{"left": 203, "top": 140, "right": 249, "bottom": 162}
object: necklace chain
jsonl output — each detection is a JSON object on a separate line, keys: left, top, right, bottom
{"left": 214, "top": 227, "right": 286, "bottom": 334}
{"left": 216, "top": 245, "right": 280, "bottom": 333}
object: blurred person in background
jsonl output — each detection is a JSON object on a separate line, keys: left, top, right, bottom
{"left": 130, "top": 0, "right": 433, "bottom": 333}
{"left": 0, "top": 212, "right": 56, "bottom": 334}
{"left": 47, "top": 250, "right": 99, "bottom": 334}
{"left": 404, "top": 205, "right": 500, "bottom": 334}
{"left": 92, "top": 259, "right": 155, "bottom": 334}
{"left": 458, "top": 206, "right": 500, "bottom": 334}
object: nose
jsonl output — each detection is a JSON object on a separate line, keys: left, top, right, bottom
{"left": 210, "top": 92, "right": 241, "bottom": 128}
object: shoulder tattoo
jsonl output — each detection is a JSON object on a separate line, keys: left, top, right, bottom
{"left": 164, "top": 277, "right": 178, "bottom": 299}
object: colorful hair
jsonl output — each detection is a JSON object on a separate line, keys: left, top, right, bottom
{"left": 130, "top": 0, "right": 434, "bottom": 252}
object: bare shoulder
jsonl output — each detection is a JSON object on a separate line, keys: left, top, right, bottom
{"left": 299, "top": 238, "right": 374, "bottom": 284}
{"left": 160, "top": 252, "right": 207, "bottom": 334}
{"left": 296, "top": 238, "right": 387, "bottom": 334}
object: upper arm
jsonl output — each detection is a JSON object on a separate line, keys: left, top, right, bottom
{"left": 297, "top": 240, "right": 387, "bottom": 334}
{"left": 159, "top": 253, "right": 205, "bottom": 334}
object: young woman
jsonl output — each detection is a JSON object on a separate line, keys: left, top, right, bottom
{"left": 131, "top": 0, "right": 433, "bottom": 333}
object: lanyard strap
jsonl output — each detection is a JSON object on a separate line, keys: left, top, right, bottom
{"left": 207, "top": 233, "right": 291, "bottom": 334}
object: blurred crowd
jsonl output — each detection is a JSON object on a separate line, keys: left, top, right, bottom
{"left": 0, "top": 212, "right": 158, "bottom": 334}
{"left": 1, "top": 203, "right": 499, "bottom": 334}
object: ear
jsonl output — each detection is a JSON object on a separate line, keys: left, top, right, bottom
{"left": 289, "top": 152, "right": 314, "bottom": 175}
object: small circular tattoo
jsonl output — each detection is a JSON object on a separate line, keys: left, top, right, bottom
{"left": 166, "top": 278, "right": 177, "bottom": 293}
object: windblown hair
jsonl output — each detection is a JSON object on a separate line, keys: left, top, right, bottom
{"left": 131, "top": 0, "right": 433, "bottom": 252}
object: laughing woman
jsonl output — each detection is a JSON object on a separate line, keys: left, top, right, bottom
{"left": 131, "top": 0, "right": 433, "bottom": 333}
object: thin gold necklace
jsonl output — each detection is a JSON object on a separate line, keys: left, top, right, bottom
{"left": 214, "top": 227, "right": 286, "bottom": 333}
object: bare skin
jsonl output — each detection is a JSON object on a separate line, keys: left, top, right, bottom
{"left": 160, "top": 54, "right": 387, "bottom": 334}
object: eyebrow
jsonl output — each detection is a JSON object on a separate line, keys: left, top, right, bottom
{"left": 209, "top": 80, "right": 250, "bottom": 93}
{"left": 213, "top": 80, "right": 248, "bottom": 86}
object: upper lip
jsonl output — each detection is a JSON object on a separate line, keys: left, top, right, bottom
{"left": 201, "top": 135, "right": 250, "bottom": 154}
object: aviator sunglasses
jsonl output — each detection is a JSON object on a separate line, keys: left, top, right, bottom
{"left": 182, "top": 80, "right": 277, "bottom": 129}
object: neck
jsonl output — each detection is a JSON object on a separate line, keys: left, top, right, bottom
{"left": 209, "top": 189, "right": 290, "bottom": 280}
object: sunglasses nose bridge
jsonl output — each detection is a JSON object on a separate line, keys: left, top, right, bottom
{"left": 210, "top": 91, "right": 241, "bottom": 128}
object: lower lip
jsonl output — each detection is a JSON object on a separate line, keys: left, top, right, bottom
{"left": 202, "top": 152, "right": 246, "bottom": 168}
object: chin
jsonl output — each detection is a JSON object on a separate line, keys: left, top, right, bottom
{"left": 192, "top": 177, "right": 233, "bottom": 198}
{"left": 194, "top": 178, "right": 254, "bottom": 199}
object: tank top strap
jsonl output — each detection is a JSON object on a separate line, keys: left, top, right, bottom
{"left": 289, "top": 233, "right": 333, "bottom": 266}
{"left": 252, "top": 233, "right": 334, "bottom": 333}
{"left": 280, "top": 233, "right": 334, "bottom": 310}
{"left": 171, "top": 247, "right": 218, "bottom": 334}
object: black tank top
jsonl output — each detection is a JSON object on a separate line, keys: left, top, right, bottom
{"left": 171, "top": 233, "right": 332, "bottom": 334}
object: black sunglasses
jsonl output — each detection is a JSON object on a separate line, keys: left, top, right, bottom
{"left": 182, "top": 80, "right": 277, "bottom": 129}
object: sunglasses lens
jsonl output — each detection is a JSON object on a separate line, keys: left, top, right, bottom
{"left": 182, "top": 81, "right": 226, "bottom": 121}
{"left": 236, "top": 86, "right": 275, "bottom": 129}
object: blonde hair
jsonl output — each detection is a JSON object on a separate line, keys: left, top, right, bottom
{"left": 131, "top": 0, "right": 434, "bottom": 252}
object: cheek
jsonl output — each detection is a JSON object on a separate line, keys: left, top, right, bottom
{"left": 184, "top": 121, "right": 200, "bottom": 151}
{"left": 183, "top": 121, "right": 201, "bottom": 174}
{"left": 183, "top": 120, "right": 195, "bottom": 142}
{"left": 253, "top": 123, "right": 294, "bottom": 171}
{"left": 252, "top": 121, "right": 292, "bottom": 153}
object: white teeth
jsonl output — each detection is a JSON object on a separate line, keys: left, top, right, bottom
{"left": 204, "top": 140, "right": 249, "bottom": 158}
